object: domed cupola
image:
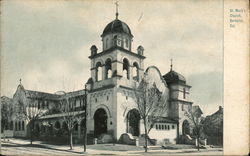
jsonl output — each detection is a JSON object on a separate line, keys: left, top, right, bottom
{"left": 101, "top": 5, "right": 133, "bottom": 51}
{"left": 163, "top": 60, "right": 186, "bottom": 85}
{"left": 163, "top": 70, "right": 186, "bottom": 85}
{"left": 102, "top": 19, "right": 133, "bottom": 37}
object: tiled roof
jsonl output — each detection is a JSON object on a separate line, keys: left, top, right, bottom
{"left": 25, "top": 89, "right": 86, "bottom": 100}
{"left": 25, "top": 90, "right": 61, "bottom": 100}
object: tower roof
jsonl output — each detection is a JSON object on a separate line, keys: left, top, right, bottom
{"left": 101, "top": 19, "right": 133, "bottom": 37}
{"left": 163, "top": 70, "right": 186, "bottom": 85}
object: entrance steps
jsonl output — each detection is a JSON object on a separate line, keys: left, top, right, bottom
{"left": 118, "top": 133, "right": 156, "bottom": 146}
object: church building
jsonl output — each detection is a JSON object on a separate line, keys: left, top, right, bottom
{"left": 10, "top": 8, "right": 202, "bottom": 145}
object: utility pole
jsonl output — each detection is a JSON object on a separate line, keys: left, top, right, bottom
{"left": 83, "top": 84, "right": 87, "bottom": 152}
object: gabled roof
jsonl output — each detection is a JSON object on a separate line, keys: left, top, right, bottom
{"left": 192, "top": 105, "right": 203, "bottom": 115}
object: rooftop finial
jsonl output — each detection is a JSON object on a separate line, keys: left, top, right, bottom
{"left": 19, "top": 78, "right": 22, "bottom": 85}
{"left": 170, "top": 58, "right": 173, "bottom": 71}
{"left": 115, "top": 0, "right": 119, "bottom": 19}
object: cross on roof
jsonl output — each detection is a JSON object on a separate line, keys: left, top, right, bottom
{"left": 115, "top": 0, "right": 119, "bottom": 19}
{"left": 19, "top": 78, "right": 22, "bottom": 84}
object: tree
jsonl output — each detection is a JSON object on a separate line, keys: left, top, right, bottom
{"left": 134, "top": 76, "right": 168, "bottom": 152}
{"left": 1, "top": 96, "right": 14, "bottom": 135}
{"left": 58, "top": 97, "right": 84, "bottom": 150}
{"left": 15, "top": 97, "right": 47, "bottom": 144}
{"left": 184, "top": 109, "right": 204, "bottom": 151}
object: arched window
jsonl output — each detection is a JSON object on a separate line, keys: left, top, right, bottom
{"left": 156, "top": 124, "right": 158, "bottom": 130}
{"left": 55, "top": 121, "right": 61, "bottom": 129}
{"left": 123, "top": 58, "right": 130, "bottom": 79}
{"left": 106, "top": 38, "right": 109, "bottom": 49}
{"left": 182, "top": 120, "right": 190, "bottom": 135}
{"left": 113, "top": 35, "right": 117, "bottom": 46}
{"left": 18, "top": 121, "right": 21, "bottom": 131}
{"left": 132, "top": 62, "right": 139, "bottom": 81}
{"left": 22, "top": 121, "right": 25, "bottom": 130}
{"left": 105, "top": 58, "right": 112, "bottom": 79}
{"left": 96, "top": 62, "right": 102, "bottom": 81}
{"left": 125, "top": 39, "right": 129, "bottom": 48}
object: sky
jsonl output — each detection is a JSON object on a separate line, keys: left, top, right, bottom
{"left": 1, "top": 0, "right": 223, "bottom": 116}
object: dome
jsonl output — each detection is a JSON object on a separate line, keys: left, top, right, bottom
{"left": 102, "top": 19, "right": 133, "bottom": 37}
{"left": 163, "top": 70, "right": 186, "bottom": 85}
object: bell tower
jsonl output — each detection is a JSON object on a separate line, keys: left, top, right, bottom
{"left": 87, "top": 4, "right": 146, "bottom": 140}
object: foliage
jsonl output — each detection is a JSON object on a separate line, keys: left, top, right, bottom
{"left": 184, "top": 109, "right": 204, "bottom": 151}
{"left": 0, "top": 97, "right": 14, "bottom": 132}
{"left": 134, "top": 75, "right": 168, "bottom": 152}
{"left": 58, "top": 97, "right": 84, "bottom": 150}
{"left": 15, "top": 97, "right": 47, "bottom": 144}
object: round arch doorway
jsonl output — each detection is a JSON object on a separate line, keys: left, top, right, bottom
{"left": 126, "top": 109, "right": 140, "bottom": 136}
{"left": 182, "top": 120, "right": 190, "bottom": 135}
{"left": 94, "top": 108, "right": 108, "bottom": 138}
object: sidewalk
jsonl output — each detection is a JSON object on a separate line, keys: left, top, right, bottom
{"left": 1, "top": 138, "right": 223, "bottom": 155}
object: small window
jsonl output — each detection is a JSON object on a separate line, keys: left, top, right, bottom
{"left": 106, "top": 38, "right": 109, "bottom": 48}
{"left": 156, "top": 125, "right": 158, "bottom": 130}
{"left": 95, "top": 98, "right": 97, "bottom": 103}
{"left": 168, "top": 125, "right": 170, "bottom": 130}
{"left": 172, "top": 125, "right": 175, "bottom": 129}
{"left": 125, "top": 39, "right": 129, "bottom": 48}
{"left": 164, "top": 125, "right": 167, "bottom": 130}
{"left": 182, "top": 104, "right": 184, "bottom": 111}
{"left": 107, "top": 96, "right": 109, "bottom": 101}
{"left": 126, "top": 96, "right": 128, "bottom": 100}
{"left": 159, "top": 125, "right": 162, "bottom": 130}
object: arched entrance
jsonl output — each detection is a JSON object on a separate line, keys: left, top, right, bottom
{"left": 182, "top": 120, "right": 190, "bottom": 135}
{"left": 126, "top": 109, "right": 140, "bottom": 136}
{"left": 94, "top": 108, "right": 108, "bottom": 137}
